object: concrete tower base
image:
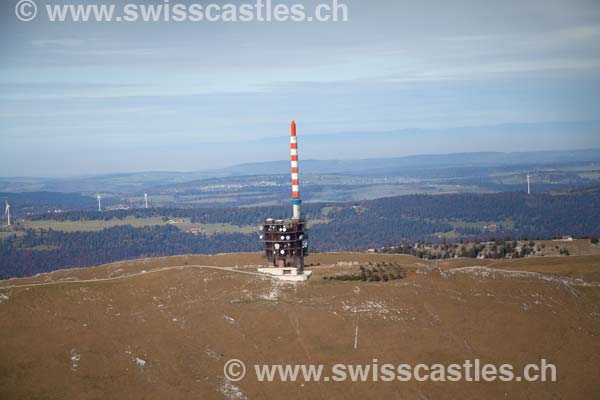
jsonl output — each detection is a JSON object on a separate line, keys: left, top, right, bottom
{"left": 257, "top": 267, "right": 312, "bottom": 282}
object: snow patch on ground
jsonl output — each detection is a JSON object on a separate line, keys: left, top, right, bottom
{"left": 125, "top": 349, "right": 147, "bottom": 368}
{"left": 343, "top": 300, "right": 389, "bottom": 314}
{"left": 224, "top": 315, "right": 236, "bottom": 324}
{"left": 341, "top": 300, "right": 410, "bottom": 321}
{"left": 205, "top": 347, "right": 223, "bottom": 360}
{"left": 70, "top": 349, "right": 80, "bottom": 370}
{"left": 443, "top": 266, "right": 600, "bottom": 288}
{"left": 261, "top": 281, "right": 281, "bottom": 301}
{"left": 219, "top": 379, "right": 247, "bottom": 400}
{"left": 135, "top": 357, "right": 146, "bottom": 367}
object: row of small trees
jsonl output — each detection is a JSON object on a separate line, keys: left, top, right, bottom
{"left": 377, "top": 238, "right": 585, "bottom": 259}
{"left": 323, "top": 263, "right": 407, "bottom": 282}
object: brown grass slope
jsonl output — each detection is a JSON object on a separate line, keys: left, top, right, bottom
{"left": 1, "top": 253, "right": 599, "bottom": 399}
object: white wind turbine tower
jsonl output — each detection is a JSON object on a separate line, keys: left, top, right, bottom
{"left": 144, "top": 193, "right": 148, "bottom": 209}
{"left": 4, "top": 201, "right": 10, "bottom": 226}
{"left": 527, "top": 174, "right": 531, "bottom": 195}
{"left": 97, "top": 193, "right": 102, "bottom": 212}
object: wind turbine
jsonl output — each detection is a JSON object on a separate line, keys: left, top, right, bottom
{"left": 144, "top": 193, "right": 148, "bottom": 209}
{"left": 97, "top": 193, "right": 102, "bottom": 212}
{"left": 527, "top": 174, "right": 531, "bottom": 195}
{"left": 4, "top": 201, "right": 10, "bottom": 226}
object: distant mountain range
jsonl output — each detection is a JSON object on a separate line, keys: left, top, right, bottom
{"left": 2, "top": 120, "right": 600, "bottom": 177}
{"left": 1, "top": 148, "right": 599, "bottom": 194}
{"left": 219, "top": 149, "right": 600, "bottom": 176}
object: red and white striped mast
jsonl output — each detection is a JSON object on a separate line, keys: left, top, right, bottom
{"left": 290, "top": 120, "right": 301, "bottom": 222}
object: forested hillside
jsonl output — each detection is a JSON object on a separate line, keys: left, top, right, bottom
{"left": 0, "top": 226, "right": 257, "bottom": 278}
{"left": 1, "top": 189, "right": 599, "bottom": 278}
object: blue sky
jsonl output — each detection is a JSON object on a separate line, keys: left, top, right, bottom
{"left": 1, "top": 0, "right": 600, "bottom": 176}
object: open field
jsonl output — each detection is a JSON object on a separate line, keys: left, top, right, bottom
{"left": 176, "top": 222, "right": 257, "bottom": 235}
{"left": 1, "top": 252, "right": 599, "bottom": 399}
{"left": 21, "top": 216, "right": 168, "bottom": 232}
{"left": 13, "top": 217, "right": 256, "bottom": 236}
{"left": 5, "top": 216, "right": 325, "bottom": 239}
{"left": 0, "top": 230, "right": 20, "bottom": 240}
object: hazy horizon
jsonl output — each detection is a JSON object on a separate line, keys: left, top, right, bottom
{"left": 2, "top": 0, "right": 600, "bottom": 176}
{"left": 1, "top": 142, "right": 599, "bottom": 179}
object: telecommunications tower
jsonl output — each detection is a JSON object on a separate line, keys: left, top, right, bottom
{"left": 258, "top": 120, "right": 310, "bottom": 281}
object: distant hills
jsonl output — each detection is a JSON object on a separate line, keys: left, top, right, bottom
{"left": 1, "top": 148, "right": 599, "bottom": 194}
{"left": 2, "top": 120, "right": 600, "bottom": 178}
{"left": 218, "top": 148, "right": 600, "bottom": 176}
